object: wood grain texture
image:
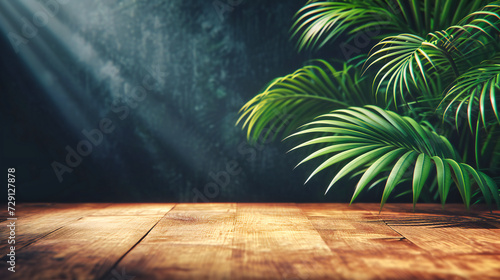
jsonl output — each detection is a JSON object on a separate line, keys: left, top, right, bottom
{"left": 0, "top": 203, "right": 174, "bottom": 280}
{"left": 109, "top": 203, "right": 237, "bottom": 280}
{"left": 357, "top": 203, "right": 500, "bottom": 279}
{"left": 362, "top": 203, "right": 500, "bottom": 254}
{"left": 93, "top": 203, "right": 177, "bottom": 216}
{"left": 4, "top": 215, "right": 164, "bottom": 280}
{"left": 0, "top": 203, "right": 498, "bottom": 280}
{"left": 300, "top": 204, "right": 473, "bottom": 279}
{"left": 231, "top": 203, "right": 346, "bottom": 280}
{"left": 0, "top": 203, "right": 110, "bottom": 254}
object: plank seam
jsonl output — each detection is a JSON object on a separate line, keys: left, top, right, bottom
{"left": 98, "top": 203, "right": 178, "bottom": 280}
{"left": 377, "top": 217, "right": 443, "bottom": 256}
{"left": 16, "top": 224, "right": 67, "bottom": 251}
{"left": 295, "top": 203, "right": 346, "bottom": 256}
{"left": 6, "top": 203, "right": 112, "bottom": 252}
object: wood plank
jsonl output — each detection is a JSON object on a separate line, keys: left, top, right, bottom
{"left": 108, "top": 203, "right": 237, "bottom": 280}
{"left": 363, "top": 203, "right": 500, "bottom": 255}
{"left": 0, "top": 203, "right": 111, "bottom": 254}
{"left": 0, "top": 203, "right": 53, "bottom": 218}
{"left": 230, "top": 203, "right": 349, "bottom": 280}
{"left": 357, "top": 203, "right": 500, "bottom": 279}
{"left": 0, "top": 203, "right": 106, "bottom": 218}
{"left": 300, "top": 203, "right": 477, "bottom": 279}
{"left": 299, "top": 203, "right": 418, "bottom": 255}
{"left": 0, "top": 203, "right": 175, "bottom": 280}
{"left": 0, "top": 215, "right": 163, "bottom": 280}
{"left": 92, "top": 203, "right": 177, "bottom": 216}
{"left": 1, "top": 203, "right": 498, "bottom": 279}
{"left": 442, "top": 254, "right": 500, "bottom": 279}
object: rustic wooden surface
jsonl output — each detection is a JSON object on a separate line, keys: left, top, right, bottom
{"left": 0, "top": 203, "right": 499, "bottom": 280}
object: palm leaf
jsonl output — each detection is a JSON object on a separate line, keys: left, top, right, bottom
{"left": 237, "top": 60, "right": 372, "bottom": 143}
{"left": 289, "top": 105, "right": 499, "bottom": 210}
{"left": 442, "top": 54, "right": 500, "bottom": 129}
{"left": 291, "top": 1, "right": 401, "bottom": 51}
{"left": 238, "top": 0, "right": 500, "bottom": 209}
{"left": 364, "top": 1, "right": 500, "bottom": 108}
{"left": 291, "top": 0, "right": 489, "bottom": 52}
{"left": 363, "top": 33, "right": 448, "bottom": 105}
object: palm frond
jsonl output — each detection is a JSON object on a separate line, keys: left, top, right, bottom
{"left": 289, "top": 106, "right": 499, "bottom": 210}
{"left": 442, "top": 54, "right": 500, "bottom": 130}
{"left": 363, "top": 33, "right": 450, "bottom": 105}
{"left": 238, "top": 0, "right": 500, "bottom": 209}
{"left": 440, "top": 2, "right": 500, "bottom": 128}
{"left": 364, "top": 1, "right": 500, "bottom": 108}
{"left": 291, "top": 0, "right": 489, "bottom": 52}
{"left": 440, "top": 55, "right": 500, "bottom": 169}
{"left": 457, "top": 1, "right": 500, "bottom": 41}
{"left": 291, "top": 1, "right": 400, "bottom": 51}
{"left": 237, "top": 60, "right": 372, "bottom": 143}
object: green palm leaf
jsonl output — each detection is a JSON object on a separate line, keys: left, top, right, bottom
{"left": 442, "top": 54, "right": 500, "bottom": 129}
{"left": 291, "top": 1, "right": 401, "bottom": 51}
{"left": 364, "top": 1, "right": 500, "bottom": 108}
{"left": 363, "top": 33, "right": 447, "bottom": 105}
{"left": 238, "top": 0, "right": 500, "bottom": 209}
{"left": 289, "top": 106, "right": 499, "bottom": 210}
{"left": 237, "top": 60, "right": 372, "bottom": 143}
{"left": 291, "top": 0, "right": 489, "bottom": 52}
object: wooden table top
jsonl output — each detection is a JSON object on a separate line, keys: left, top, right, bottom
{"left": 0, "top": 203, "right": 499, "bottom": 280}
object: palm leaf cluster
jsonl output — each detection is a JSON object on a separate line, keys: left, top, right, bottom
{"left": 289, "top": 106, "right": 499, "bottom": 209}
{"left": 238, "top": 0, "right": 500, "bottom": 209}
{"left": 292, "top": 0, "right": 489, "bottom": 51}
{"left": 237, "top": 60, "right": 373, "bottom": 143}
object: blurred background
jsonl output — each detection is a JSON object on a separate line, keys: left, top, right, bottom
{"left": 1, "top": 0, "right": 370, "bottom": 202}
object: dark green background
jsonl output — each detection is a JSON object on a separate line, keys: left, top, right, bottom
{"left": 1, "top": 0, "right": 384, "bottom": 203}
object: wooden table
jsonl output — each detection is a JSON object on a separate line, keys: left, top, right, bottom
{"left": 0, "top": 203, "right": 499, "bottom": 280}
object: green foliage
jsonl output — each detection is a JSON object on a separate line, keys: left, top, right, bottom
{"left": 238, "top": 0, "right": 500, "bottom": 209}
{"left": 288, "top": 106, "right": 499, "bottom": 210}
{"left": 237, "top": 60, "right": 374, "bottom": 143}
{"left": 292, "top": 0, "right": 489, "bottom": 51}
{"left": 442, "top": 54, "right": 500, "bottom": 129}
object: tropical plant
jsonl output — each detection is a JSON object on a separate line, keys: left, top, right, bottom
{"left": 238, "top": 0, "right": 500, "bottom": 210}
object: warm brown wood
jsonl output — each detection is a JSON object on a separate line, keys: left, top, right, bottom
{"left": 0, "top": 203, "right": 498, "bottom": 280}
{"left": 0, "top": 203, "right": 111, "bottom": 253}
{"left": 0, "top": 203, "right": 175, "bottom": 280}
{"left": 361, "top": 203, "right": 500, "bottom": 254}
{"left": 300, "top": 203, "right": 477, "bottom": 279}
{"left": 230, "top": 203, "right": 347, "bottom": 280}
{"left": 110, "top": 203, "right": 237, "bottom": 280}
{"left": 94, "top": 203, "right": 177, "bottom": 216}
{"left": 358, "top": 203, "right": 500, "bottom": 279}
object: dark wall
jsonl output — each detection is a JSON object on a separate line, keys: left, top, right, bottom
{"left": 0, "top": 0, "right": 362, "bottom": 203}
